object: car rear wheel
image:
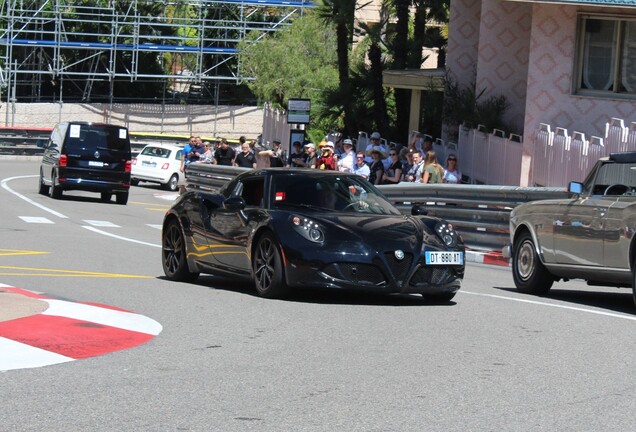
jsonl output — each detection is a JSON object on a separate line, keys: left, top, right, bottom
{"left": 165, "top": 174, "right": 179, "bottom": 191}
{"left": 512, "top": 231, "right": 553, "bottom": 295}
{"left": 162, "top": 220, "right": 199, "bottom": 282}
{"left": 253, "top": 232, "right": 289, "bottom": 298}
{"left": 100, "top": 192, "right": 112, "bottom": 202}
{"left": 38, "top": 170, "right": 49, "bottom": 195}
{"left": 130, "top": 179, "right": 139, "bottom": 186}
{"left": 49, "top": 173, "right": 62, "bottom": 199}
{"left": 116, "top": 191, "right": 129, "bottom": 205}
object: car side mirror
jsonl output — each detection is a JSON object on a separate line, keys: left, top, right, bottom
{"left": 568, "top": 181, "right": 583, "bottom": 195}
{"left": 224, "top": 196, "right": 246, "bottom": 212}
{"left": 411, "top": 204, "right": 428, "bottom": 216}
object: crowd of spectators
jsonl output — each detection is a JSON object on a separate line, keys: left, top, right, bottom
{"left": 179, "top": 131, "right": 463, "bottom": 186}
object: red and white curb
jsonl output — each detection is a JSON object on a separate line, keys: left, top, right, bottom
{"left": 465, "top": 249, "right": 510, "bottom": 267}
{"left": 0, "top": 286, "right": 162, "bottom": 371}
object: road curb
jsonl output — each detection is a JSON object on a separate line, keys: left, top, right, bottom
{"left": 0, "top": 285, "right": 162, "bottom": 371}
{"left": 465, "top": 249, "right": 510, "bottom": 267}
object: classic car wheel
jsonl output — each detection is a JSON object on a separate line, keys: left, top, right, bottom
{"left": 165, "top": 174, "right": 179, "bottom": 191}
{"left": 512, "top": 232, "right": 553, "bottom": 295}
{"left": 162, "top": 220, "right": 199, "bottom": 282}
{"left": 38, "top": 170, "right": 49, "bottom": 195}
{"left": 253, "top": 232, "right": 289, "bottom": 298}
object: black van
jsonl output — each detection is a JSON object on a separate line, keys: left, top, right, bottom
{"left": 38, "top": 122, "right": 132, "bottom": 204}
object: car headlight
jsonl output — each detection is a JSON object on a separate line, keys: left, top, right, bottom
{"left": 435, "top": 221, "right": 459, "bottom": 248}
{"left": 291, "top": 215, "right": 325, "bottom": 243}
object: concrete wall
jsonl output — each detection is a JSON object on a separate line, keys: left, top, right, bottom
{"left": 0, "top": 103, "right": 264, "bottom": 138}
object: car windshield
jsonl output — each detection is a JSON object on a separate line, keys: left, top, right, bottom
{"left": 141, "top": 146, "right": 171, "bottom": 158}
{"left": 587, "top": 162, "right": 636, "bottom": 195}
{"left": 270, "top": 173, "right": 401, "bottom": 215}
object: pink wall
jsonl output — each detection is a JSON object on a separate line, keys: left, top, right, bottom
{"left": 447, "top": 0, "right": 481, "bottom": 90}
{"left": 524, "top": 4, "right": 636, "bottom": 146}
{"left": 475, "top": 0, "right": 531, "bottom": 133}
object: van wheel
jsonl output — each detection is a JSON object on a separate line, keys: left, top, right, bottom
{"left": 49, "top": 173, "right": 62, "bottom": 199}
{"left": 116, "top": 192, "right": 129, "bottom": 205}
{"left": 38, "top": 171, "right": 49, "bottom": 195}
{"left": 512, "top": 231, "right": 553, "bottom": 295}
{"left": 100, "top": 192, "right": 112, "bottom": 202}
{"left": 165, "top": 174, "right": 179, "bottom": 191}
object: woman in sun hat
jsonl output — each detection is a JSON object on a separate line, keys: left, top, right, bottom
{"left": 366, "top": 145, "right": 386, "bottom": 185}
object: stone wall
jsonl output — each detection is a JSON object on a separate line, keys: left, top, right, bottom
{"left": 0, "top": 103, "right": 264, "bottom": 138}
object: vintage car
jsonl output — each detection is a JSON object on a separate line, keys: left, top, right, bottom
{"left": 507, "top": 152, "right": 636, "bottom": 306}
{"left": 161, "top": 168, "right": 465, "bottom": 300}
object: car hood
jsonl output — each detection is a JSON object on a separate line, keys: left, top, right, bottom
{"left": 320, "top": 213, "right": 427, "bottom": 250}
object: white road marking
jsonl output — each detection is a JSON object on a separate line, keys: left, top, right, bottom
{"left": 153, "top": 192, "right": 179, "bottom": 201}
{"left": 462, "top": 290, "right": 636, "bottom": 321}
{"left": 82, "top": 225, "right": 161, "bottom": 248}
{"left": 0, "top": 337, "right": 74, "bottom": 371}
{"left": 19, "top": 216, "right": 54, "bottom": 224}
{"left": 83, "top": 220, "right": 120, "bottom": 228}
{"left": 147, "top": 224, "right": 163, "bottom": 230}
{"left": 43, "top": 299, "right": 163, "bottom": 335}
{"left": 1, "top": 175, "right": 68, "bottom": 219}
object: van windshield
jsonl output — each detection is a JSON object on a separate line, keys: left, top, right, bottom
{"left": 64, "top": 124, "right": 129, "bottom": 154}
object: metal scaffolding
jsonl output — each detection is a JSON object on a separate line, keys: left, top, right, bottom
{"left": 0, "top": 0, "right": 313, "bottom": 104}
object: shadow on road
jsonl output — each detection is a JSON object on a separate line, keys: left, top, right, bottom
{"left": 493, "top": 286, "right": 635, "bottom": 315}
{"left": 183, "top": 275, "right": 457, "bottom": 307}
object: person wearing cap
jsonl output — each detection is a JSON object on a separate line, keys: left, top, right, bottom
{"left": 318, "top": 141, "right": 337, "bottom": 170}
{"left": 337, "top": 138, "right": 355, "bottom": 173}
{"left": 303, "top": 143, "right": 318, "bottom": 169}
{"left": 287, "top": 141, "right": 305, "bottom": 168}
{"left": 366, "top": 144, "right": 387, "bottom": 185}
{"left": 364, "top": 131, "right": 386, "bottom": 164}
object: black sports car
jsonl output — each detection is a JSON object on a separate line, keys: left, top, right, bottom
{"left": 161, "top": 169, "right": 465, "bottom": 300}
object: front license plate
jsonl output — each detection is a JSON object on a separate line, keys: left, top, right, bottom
{"left": 89, "top": 161, "right": 104, "bottom": 167}
{"left": 425, "top": 251, "right": 463, "bottom": 265}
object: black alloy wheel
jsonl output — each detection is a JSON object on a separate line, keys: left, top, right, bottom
{"left": 252, "top": 232, "right": 288, "bottom": 298}
{"left": 162, "top": 220, "right": 199, "bottom": 282}
{"left": 512, "top": 231, "right": 553, "bottom": 295}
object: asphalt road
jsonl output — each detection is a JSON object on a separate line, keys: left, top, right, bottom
{"left": 1, "top": 160, "right": 635, "bottom": 432}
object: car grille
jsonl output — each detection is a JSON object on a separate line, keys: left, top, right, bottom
{"left": 383, "top": 252, "right": 413, "bottom": 284}
{"left": 322, "top": 263, "right": 386, "bottom": 285}
{"left": 410, "top": 266, "right": 455, "bottom": 287}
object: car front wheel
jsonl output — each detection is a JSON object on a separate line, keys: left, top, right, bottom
{"left": 162, "top": 219, "right": 199, "bottom": 282}
{"left": 512, "top": 231, "right": 553, "bottom": 295}
{"left": 252, "top": 232, "right": 289, "bottom": 298}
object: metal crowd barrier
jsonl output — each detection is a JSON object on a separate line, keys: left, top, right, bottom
{"left": 185, "top": 164, "right": 569, "bottom": 251}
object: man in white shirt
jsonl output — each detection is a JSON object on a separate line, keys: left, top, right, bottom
{"left": 337, "top": 138, "right": 356, "bottom": 172}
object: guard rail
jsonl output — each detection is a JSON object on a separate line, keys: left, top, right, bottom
{"left": 185, "top": 164, "right": 570, "bottom": 251}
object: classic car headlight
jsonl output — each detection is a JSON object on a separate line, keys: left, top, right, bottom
{"left": 291, "top": 215, "right": 325, "bottom": 243}
{"left": 435, "top": 222, "right": 459, "bottom": 247}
